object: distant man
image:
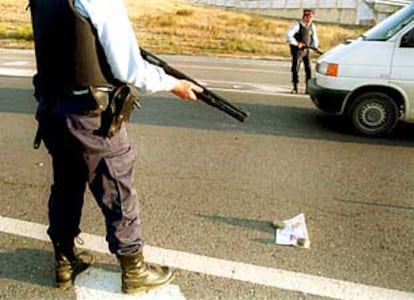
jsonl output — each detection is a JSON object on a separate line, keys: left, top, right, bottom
{"left": 286, "top": 9, "right": 319, "bottom": 94}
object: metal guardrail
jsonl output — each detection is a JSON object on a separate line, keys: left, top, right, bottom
{"left": 193, "top": 0, "right": 411, "bottom": 9}
{"left": 192, "top": 0, "right": 412, "bottom": 24}
{"left": 366, "top": 0, "right": 411, "bottom": 5}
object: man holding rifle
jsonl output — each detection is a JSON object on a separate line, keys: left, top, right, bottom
{"left": 29, "top": 0, "right": 202, "bottom": 295}
{"left": 286, "top": 8, "right": 320, "bottom": 94}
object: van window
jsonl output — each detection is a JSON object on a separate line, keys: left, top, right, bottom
{"left": 401, "top": 28, "right": 414, "bottom": 47}
{"left": 362, "top": 4, "right": 414, "bottom": 41}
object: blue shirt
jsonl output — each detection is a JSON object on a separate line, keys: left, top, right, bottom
{"left": 75, "top": 0, "right": 178, "bottom": 94}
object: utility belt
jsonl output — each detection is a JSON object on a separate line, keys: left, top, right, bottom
{"left": 33, "top": 84, "right": 141, "bottom": 149}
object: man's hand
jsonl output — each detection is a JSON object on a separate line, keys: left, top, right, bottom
{"left": 297, "top": 42, "right": 305, "bottom": 49}
{"left": 171, "top": 80, "right": 203, "bottom": 101}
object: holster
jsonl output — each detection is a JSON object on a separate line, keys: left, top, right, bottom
{"left": 89, "top": 86, "right": 111, "bottom": 115}
{"left": 94, "top": 84, "right": 141, "bottom": 138}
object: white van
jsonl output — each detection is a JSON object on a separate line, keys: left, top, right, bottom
{"left": 308, "top": 2, "right": 414, "bottom": 136}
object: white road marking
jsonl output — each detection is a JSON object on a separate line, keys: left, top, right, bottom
{"left": 1, "top": 216, "right": 414, "bottom": 300}
{"left": 0, "top": 67, "right": 35, "bottom": 77}
{"left": 0, "top": 63, "right": 294, "bottom": 96}
{"left": 203, "top": 78, "right": 286, "bottom": 89}
{"left": 0, "top": 63, "right": 288, "bottom": 78}
{"left": 173, "top": 63, "right": 290, "bottom": 74}
{"left": 0, "top": 66, "right": 295, "bottom": 96}
{"left": 213, "top": 87, "right": 308, "bottom": 97}
{"left": 4, "top": 61, "right": 29, "bottom": 66}
{"left": 76, "top": 268, "right": 186, "bottom": 300}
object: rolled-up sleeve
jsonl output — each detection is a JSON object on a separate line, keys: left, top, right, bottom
{"left": 311, "top": 24, "right": 319, "bottom": 49}
{"left": 286, "top": 22, "right": 299, "bottom": 46}
{"left": 75, "top": 0, "right": 178, "bottom": 94}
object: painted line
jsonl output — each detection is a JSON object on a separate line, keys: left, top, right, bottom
{"left": 0, "top": 66, "right": 296, "bottom": 97}
{"left": 173, "top": 63, "right": 290, "bottom": 74}
{"left": 0, "top": 67, "right": 35, "bottom": 77}
{"left": 166, "top": 55, "right": 290, "bottom": 66}
{"left": 75, "top": 268, "right": 186, "bottom": 300}
{"left": 4, "top": 61, "right": 30, "bottom": 66}
{"left": 0, "top": 63, "right": 288, "bottom": 77}
{"left": 212, "top": 87, "right": 309, "bottom": 98}
{"left": 202, "top": 78, "right": 288, "bottom": 88}
{"left": 1, "top": 216, "right": 413, "bottom": 300}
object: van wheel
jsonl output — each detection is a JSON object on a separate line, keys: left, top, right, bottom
{"left": 349, "top": 92, "right": 398, "bottom": 137}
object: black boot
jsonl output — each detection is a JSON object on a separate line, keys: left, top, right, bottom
{"left": 52, "top": 239, "right": 95, "bottom": 290}
{"left": 117, "top": 252, "right": 174, "bottom": 294}
{"left": 291, "top": 83, "right": 298, "bottom": 94}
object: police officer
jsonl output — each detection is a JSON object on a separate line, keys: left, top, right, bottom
{"left": 286, "top": 9, "right": 319, "bottom": 94}
{"left": 28, "top": 0, "right": 202, "bottom": 294}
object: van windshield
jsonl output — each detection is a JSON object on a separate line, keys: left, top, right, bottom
{"left": 362, "top": 3, "right": 414, "bottom": 41}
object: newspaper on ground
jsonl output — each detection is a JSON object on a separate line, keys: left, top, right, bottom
{"left": 273, "top": 213, "right": 310, "bottom": 248}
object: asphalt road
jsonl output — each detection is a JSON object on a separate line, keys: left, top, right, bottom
{"left": 0, "top": 49, "right": 413, "bottom": 300}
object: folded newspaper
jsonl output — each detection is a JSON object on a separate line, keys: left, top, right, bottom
{"left": 273, "top": 213, "right": 310, "bottom": 248}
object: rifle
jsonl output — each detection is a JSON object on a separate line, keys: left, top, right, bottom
{"left": 307, "top": 46, "right": 323, "bottom": 55}
{"left": 140, "top": 48, "right": 249, "bottom": 122}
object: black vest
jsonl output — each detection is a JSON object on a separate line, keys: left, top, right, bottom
{"left": 294, "top": 22, "right": 313, "bottom": 47}
{"left": 29, "top": 0, "right": 117, "bottom": 96}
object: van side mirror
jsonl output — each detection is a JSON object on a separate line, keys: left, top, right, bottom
{"left": 400, "top": 29, "right": 414, "bottom": 48}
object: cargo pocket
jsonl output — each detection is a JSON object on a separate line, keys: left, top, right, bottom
{"left": 104, "top": 145, "right": 136, "bottom": 179}
{"left": 102, "top": 145, "right": 139, "bottom": 223}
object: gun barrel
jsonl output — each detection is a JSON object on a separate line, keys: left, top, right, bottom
{"left": 140, "top": 48, "right": 249, "bottom": 122}
{"left": 198, "top": 90, "right": 248, "bottom": 122}
{"left": 308, "top": 46, "right": 323, "bottom": 55}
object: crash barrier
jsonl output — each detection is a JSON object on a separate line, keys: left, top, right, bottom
{"left": 193, "top": 0, "right": 411, "bottom": 24}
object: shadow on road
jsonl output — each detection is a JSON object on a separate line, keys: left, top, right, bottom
{"left": 333, "top": 198, "right": 414, "bottom": 212}
{"left": 0, "top": 248, "right": 55, "bottom": 288}
{"left": 1, "top": 87, "right": 414, "bottom": 147}
{"left": 196, "top": 213, "right": 275, "bottom": 245}
{"left": 0, "top": 247, "right": 118, "bottom": 289}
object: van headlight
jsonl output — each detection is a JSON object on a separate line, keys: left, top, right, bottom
{"left": 316, "top": 62, "right": 338, "bottom": 77}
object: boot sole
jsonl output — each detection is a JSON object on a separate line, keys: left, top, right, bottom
{"left": 56, "top": 280, "right": 74, "bottom": 290}
{"left": 123, "top": 273, "right": 175, "bottom": 295}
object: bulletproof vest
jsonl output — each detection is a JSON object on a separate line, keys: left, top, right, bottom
{"left": 294, "top": 22, "right": 312, "bottom": 47}
{"left": 29, "top": 0, "right": 117, "bottom": 96}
